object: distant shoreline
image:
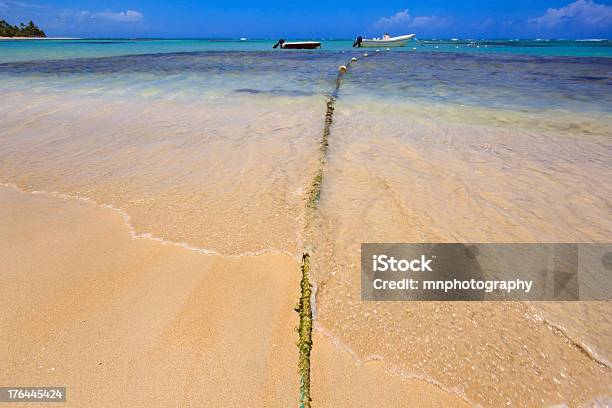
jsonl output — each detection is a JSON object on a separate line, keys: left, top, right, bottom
{"left": 0, "top": 36, "right": 80, "bottom": 40}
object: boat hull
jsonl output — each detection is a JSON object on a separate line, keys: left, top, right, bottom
{"left": 281, "top": 42, "right": 321, "bottom": 49}
{"left": 360, "top": 34, "right": 415, "bottom": 48}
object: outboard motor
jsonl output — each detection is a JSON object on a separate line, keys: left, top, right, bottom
{"left": 352, "top": 36, "right": 363, "bottom": 48}
{"left": 273, "top": 39, "right": 285, "bottom": 49}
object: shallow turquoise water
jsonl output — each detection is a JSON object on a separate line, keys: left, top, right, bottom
{"left": 0, "top": 38, "right": 611, "bottom": 63}
{"left": 1, "top": 39, "right": 609, "bottom": 113}
{"left": 1, "top": 49, "right": 610, "bottom": 116}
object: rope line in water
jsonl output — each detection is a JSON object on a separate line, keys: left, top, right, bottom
{"left": 297, "top": 52, "right": 373, "bottom": 408}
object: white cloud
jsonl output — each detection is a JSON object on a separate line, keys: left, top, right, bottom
{"left": 61, "top": 9, "right": 144, "bottom": 23}
{"left": 55, "top": 8, "right": 144, "bottom": 27}
{"left": 411, "top": 16, "right": 445, "bottom": 28}
{"left": 475, "top": 18, "right": 495, "bottom": 29}
{"left": 374, "top": 9, "right": 448, "bottom": 30}
{"left": 376, "top": 9, "right": 411, "bottom": 27}
{"left": 91, "top": 9, "right": 143, "bottom": 23}
{"left": 530, "top": 0, "right": 612, "bottom": 29}
{"left": 0, "top": 0, "right": 45, "bottom": 8}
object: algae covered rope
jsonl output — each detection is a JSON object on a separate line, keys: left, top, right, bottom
{"left": 295, "top": 56, "right": 359, "bottom": 407}
{"left": 307, "top": 57, "right": 354, "bottom": 210}
{"left": 296, "top": 253, "right": 313, "bottom": 408}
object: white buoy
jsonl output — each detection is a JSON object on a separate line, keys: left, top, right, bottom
{"left": 412, "top": 47, "right": 417, "bottom": 50}
{"left": 376, "top": 49, "right": 380, "bottom": 52}
{"left": 385, "top": 48, "right": 390, "bottom": 51}
{"left": 363, "top": 53, "right": 368, "bottom": 57}
{"left": 351, "top": 57, "right": 357, "bottom": 62}
{"left": 338, "top": 65, "right": 347, "bottom": 73}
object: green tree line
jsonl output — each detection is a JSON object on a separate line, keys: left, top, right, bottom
{"left": 0, "top": 20, "right": 46, "bottom": 37}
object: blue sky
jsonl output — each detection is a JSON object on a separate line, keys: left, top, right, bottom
{"left": 1, "top": 0, "right": 611, "bottom": 38}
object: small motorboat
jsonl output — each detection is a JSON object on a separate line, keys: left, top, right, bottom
{"left": 273, "top": 39, "right": 321, "bottom": 49}
{"left": 353, "top": 34, "right": 415, "bottom": 48}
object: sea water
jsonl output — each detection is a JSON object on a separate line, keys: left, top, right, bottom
{"left": 1, "top": 38, "right": 612, "bottom": 63}
{"left": 0, "top": 41, "right": 611, "bottom": 406}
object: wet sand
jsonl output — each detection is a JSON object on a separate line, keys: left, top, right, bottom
{"left": 311, "top": 330, "right": 470, "bottom": 407}
{"left": 1, "top": 93, "right": 611, "bottom": 406}
{"left": 0, "top": 185, "right": 470, "bottom": 407}
{"left": 0, "top": 93, "right": 324, "bottom": 256}
{"left": 310, "top": 101, "right": 612, "bottom": 406}
{"left": 0, "top": 186, "right": 301, "bottom": 406}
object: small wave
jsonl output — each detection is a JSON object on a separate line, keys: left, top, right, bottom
{"left": 313, "top": 322, "right": 477, "bottom": 406}
{"left": 234, "top": 88, "right": 315, "bottom": 97}
{"left": 528, "top": 305, "right": 612, "bottom": 369}
{"left": 0, "top": 182, "right": 301, "bottom": 262}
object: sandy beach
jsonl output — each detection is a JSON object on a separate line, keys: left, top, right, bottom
{"left": 0, "top": 185, "right": 472, "bottom": 407}
{"left": 0, "top": 186, "right": 301, "bottom": 406}
{"left": 311, "top": 330, "right": 470, "bottom": 407}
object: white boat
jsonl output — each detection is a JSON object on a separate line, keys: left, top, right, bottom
{"left": 356, "top": 34, "right": 415, "bottom": 48}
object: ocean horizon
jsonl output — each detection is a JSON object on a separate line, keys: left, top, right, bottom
{"left": 1, "top": 38, "right": 611, "bottom": 63}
